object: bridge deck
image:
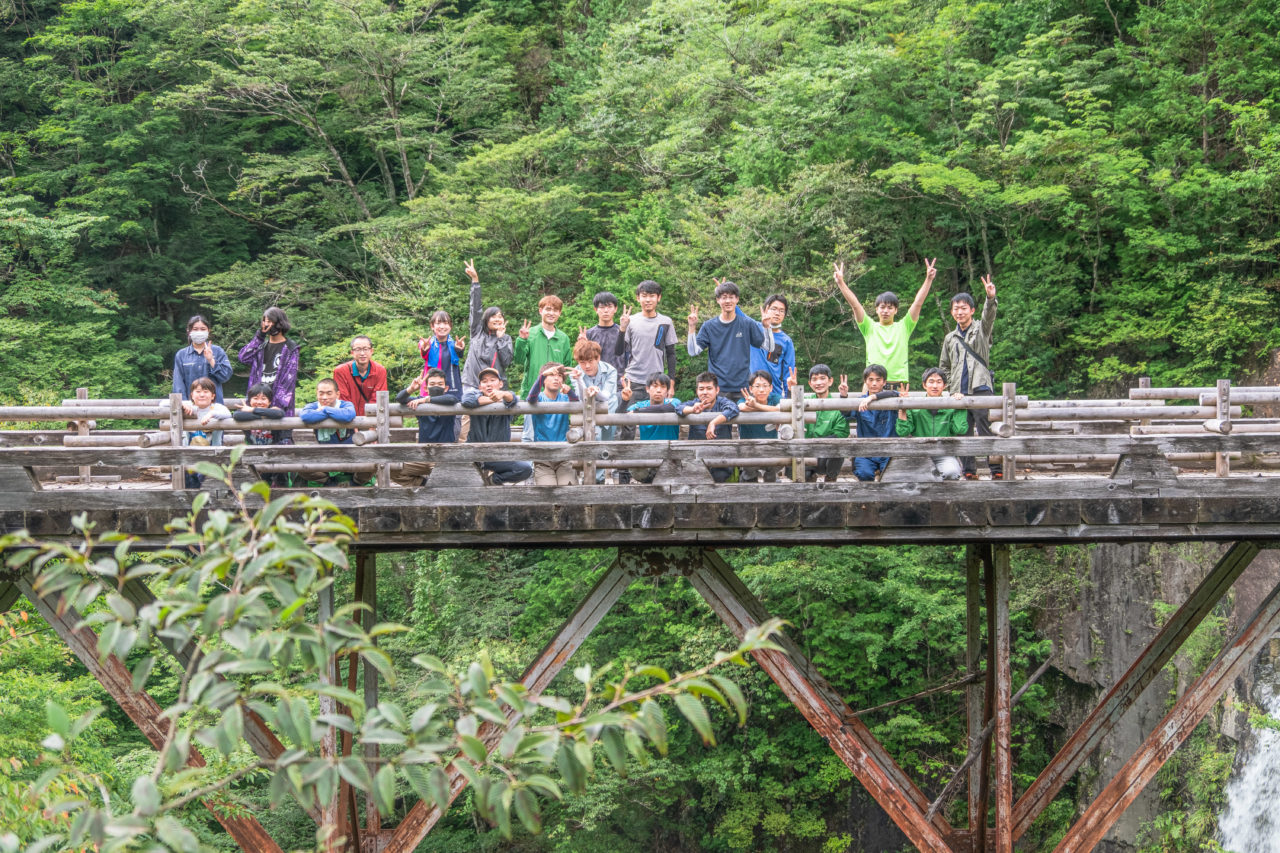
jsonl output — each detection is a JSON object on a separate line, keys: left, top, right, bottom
{"left": 2, "top": 436, "right": 1278, "bottom": 546}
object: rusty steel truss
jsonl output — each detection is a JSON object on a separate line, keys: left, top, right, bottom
{"left": 4, "top": 539, "right": 1278, "bottom": 852}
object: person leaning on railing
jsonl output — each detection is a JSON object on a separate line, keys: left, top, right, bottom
{"left": 939, "top": 274, "right": 1002, "bottom": 480}
{"left": 461, "top": 367, "right": 533, "bottom": 486}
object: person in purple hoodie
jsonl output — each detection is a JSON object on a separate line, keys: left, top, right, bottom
{"left": 238, "top": 306, "right": 301, "bottom": 416}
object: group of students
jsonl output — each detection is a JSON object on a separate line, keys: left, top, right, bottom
{"left": 168, "top": 257, "right": 1001, "bottom": 487}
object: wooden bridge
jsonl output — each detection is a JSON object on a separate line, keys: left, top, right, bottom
{"left": 2, "top": 382, "right": 1280, "bottom": 851}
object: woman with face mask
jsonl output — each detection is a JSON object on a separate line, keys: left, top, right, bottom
{"left": 172, "top": 315, "right": 234, "bottom": 416}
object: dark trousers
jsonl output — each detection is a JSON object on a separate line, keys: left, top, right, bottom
{"left": 962, "top": 385, "right": 1003, "bottom": 477}
{"left": 616, "top": 386, "right": 650, "bottom": 483}
{"left": 807, "top": 457, "right": 844, "bottom": 482}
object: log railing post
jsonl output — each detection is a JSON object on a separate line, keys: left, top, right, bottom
{"left": 582, "top": 394, "right": 597, "bottom": 484}
{"left": 169, "top": 393, "right": 184, "bottom": 490}
{"left": 790, "top": 383, "right": 805, "bottom": 482}
{"left": 1215, "top": 379, "right": 1231, "bottom": 477}
{"left": 1001, "top": 383, "right": 1017, "bottom": 481}
{"left": 75, "top": 387, "right": 91, "bottom": 484}
{"left": 375, "top": 390, "right": 392, "bottom": 487}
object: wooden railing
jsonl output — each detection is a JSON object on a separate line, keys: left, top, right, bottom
{"left": 1, "top": 381, "right": 1278, "bottom": 489}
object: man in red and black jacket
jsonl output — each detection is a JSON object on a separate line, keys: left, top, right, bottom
{"left": 333, "top": 335, "right": 388, "bottom": 416}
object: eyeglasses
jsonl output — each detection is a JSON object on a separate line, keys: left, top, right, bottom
{"left": 351, "top": 346, "right": 372, "bottom": 353}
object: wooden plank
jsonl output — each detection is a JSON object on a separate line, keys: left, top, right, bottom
{"left": 1053, "top": 573, "right": 1280, "bottom": 852}
{"left": 687, "top": 550, "right": 957, "bottom": 852}
{"left": 2, "top": 433, "right": 1278, "bottom": 470}
{"left": 1012, "top": 542, "right": 1261, "bottom": 839}
{"left": 991, "top": 545, "right": 1012, "bottom": 853}
{"left": 16, "top": 576, "right": 283, "bottom": 853}
{"left": 381, "top": 553, "right": 642, "bottom": 851}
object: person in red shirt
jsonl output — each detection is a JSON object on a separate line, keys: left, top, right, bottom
{"left": 333, "top": 335, "right": 388, "bottom": 415}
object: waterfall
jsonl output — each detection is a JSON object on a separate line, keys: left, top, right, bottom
{"left": 1219, "top": 665, "right": 1280, "bottom": 853}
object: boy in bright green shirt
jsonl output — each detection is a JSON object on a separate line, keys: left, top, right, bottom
{"left": 515, "top": 293, "right": 572, "bottom": 441}
{"left": 834, "top": 258, "right": 937, "bottom": 390}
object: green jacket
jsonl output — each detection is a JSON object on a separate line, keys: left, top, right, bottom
{"left": 804, "top": 394, "right": 850, "bottom": 438}
{"left": 895, "top": 406, "right": 968, "bottom": 438}
{"left": 514, "top": 328, "right": 572, "bottom": 396}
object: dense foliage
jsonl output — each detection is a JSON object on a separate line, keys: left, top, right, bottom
{"left": 3, "top": 0, "right": 1276, "bottom": 849}
{"left": 2, "top": 0, "right": 1278, "bottom": 405}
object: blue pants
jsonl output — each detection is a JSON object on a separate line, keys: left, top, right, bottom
{"left": 483, "top": 461, "right": 533, "bottom": 485}
{"left": 854, "top": 456, "right": 888, "bottom": 482}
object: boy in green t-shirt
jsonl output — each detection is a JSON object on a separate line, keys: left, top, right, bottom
{"left": 801, "top": 364, "right": 850, "bottom": 482}
{"left": 515, "top": 293, "right": 572, "bottom": 441}
{"left": 833, "top": 258, "right": 937, "bottom": 391}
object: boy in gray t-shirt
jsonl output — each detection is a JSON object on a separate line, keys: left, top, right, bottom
{"left": 615, "top": 280, "right": 679, "bottom": 480}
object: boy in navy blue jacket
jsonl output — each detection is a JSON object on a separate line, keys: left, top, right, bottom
{"left": 393, "top": 367, "right": 460, "bottom": 486}
{"left": 850, "top": 363, "right": 900, "bottom": 481}
{"left": 680, "top": 371, "right": 740, "bottom": 483}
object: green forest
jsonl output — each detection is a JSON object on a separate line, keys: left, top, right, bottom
{"left": 3, "top": 0, "right": 1278, "bottom": 850}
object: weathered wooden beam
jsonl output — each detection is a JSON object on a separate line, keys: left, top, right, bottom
{"left": 118, "top": 580, "right": 298, "bottom": 779}
{"left": 357, "top": 551, "right": 381, "bottom": 840}
{"left": 2, "top": 433, "right": 1278, "bottom": 470}
{"left": 381, "top": 552, "right": 643, "bottom": 851}
{"left": 687, "top": 550, "right": 957, "bottom": 853}
{"left": 964, "top": 546, "right": 985, "bottom": 839}
{"left": 1011, "top": 541, "right": 1261, "bottom": 839}
{"left": 1053, "top": 572, "right": 1280, "bottom": 852}
{"left": 991, "top": 545, "right": 1013, "bottom": 853}
{"left": 0, "top": 581, "right": 20, "bottom": 613}
{"left": 15, "top": 576, "right": 283, "bottom": 853}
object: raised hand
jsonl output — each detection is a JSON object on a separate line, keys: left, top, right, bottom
{"left": 838, "top": 374, "right": 849, "bottom": 396}
{"left": 464, "top": 258, "right": 478, "bottom": 283}
{"left": 408, "top": 376, "right": 422, "bottom": 393}
{"left": 569, "top": 366, "right": 583, "bottom": 380}
{"left": 619, "top": 304, "right": 632, "bottom": 331}
{"left": 924, "top": 257, "right": 938, "bottom": 282}
{"left": 417, "top": 336, "right": 429, "bottom": 350}
{"left": 455, "top": 335, "right": 466, "bottom": 351}
{"left": 519, "top": 319, "right": 531, "bottom": 339}
{"left": 786, "top": 367, "right": 798, "bottom": 389}
{"left": 687, "top": 304, "right": 700, "bottom": 327}
{"left": 202, "top": 346, "right": 216, "bottom": 366}
{"left": 739, "top": 388, "right": 754, "bottom": 410}
{"left": 492, "top": 316, "right": 507, "bottom": 337}
{"left": 620, "top": 377, "right": 633, "bottom": 402}
{"left": 578, "top": 325, "right": 589, "bottom": 340}
{"left": 541, "top": 364, "right": 563, "bottom": 377}
{"left": 981, "top": 274, "right": 996, "bottom": 299}
{"left": 833, "top": 261, "right": 845, "bottom": 287}
{"left": 712, "top": 277, "right": 723, "bottom": 287}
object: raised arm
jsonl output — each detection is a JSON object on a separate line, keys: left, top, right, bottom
{"left": 466, "top": 260, "right": 483, "bottom": 337}
{"left": 237, "top": 331, "right": 266, "bottom": 365}
{"left": 209, "top": 346, "right": 234, "bottom": 384}
{"left": 686, "top": 304, "right": 704, "bottom": 356}
{"left": 907, "top": 258, "right": 938, "bottom": 322}
{"left": 833, "top": 261, "right": 866, "bottom": 324}
{"left": 979, "top": 274, "right": 998, "bottom": 340}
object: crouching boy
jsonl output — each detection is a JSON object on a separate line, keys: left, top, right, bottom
{"left": 737, "top": 369, "right": 788, "bottom": 483}
{"left": 393, "top": 367, "right": 460, "bottom": 487}
{"left": 620, "top": 373, "right": 681, "bottom": 484}
{"left": 461, "top": 367, "right": 533, "bottom": 485}
{"left": 299, "top": 377, "right": 358, "bottom": 486}
{"left": 895, "top": 367, "right": 966, "bottom": 480}
{"left": 680, "top": 371, "right": 740, "bottom": 483}
{"left": 851, "top": 364, "right": 900, "bottom": 482}
{"left": 526, "top": 363, "right": 580, "bottom": 486}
